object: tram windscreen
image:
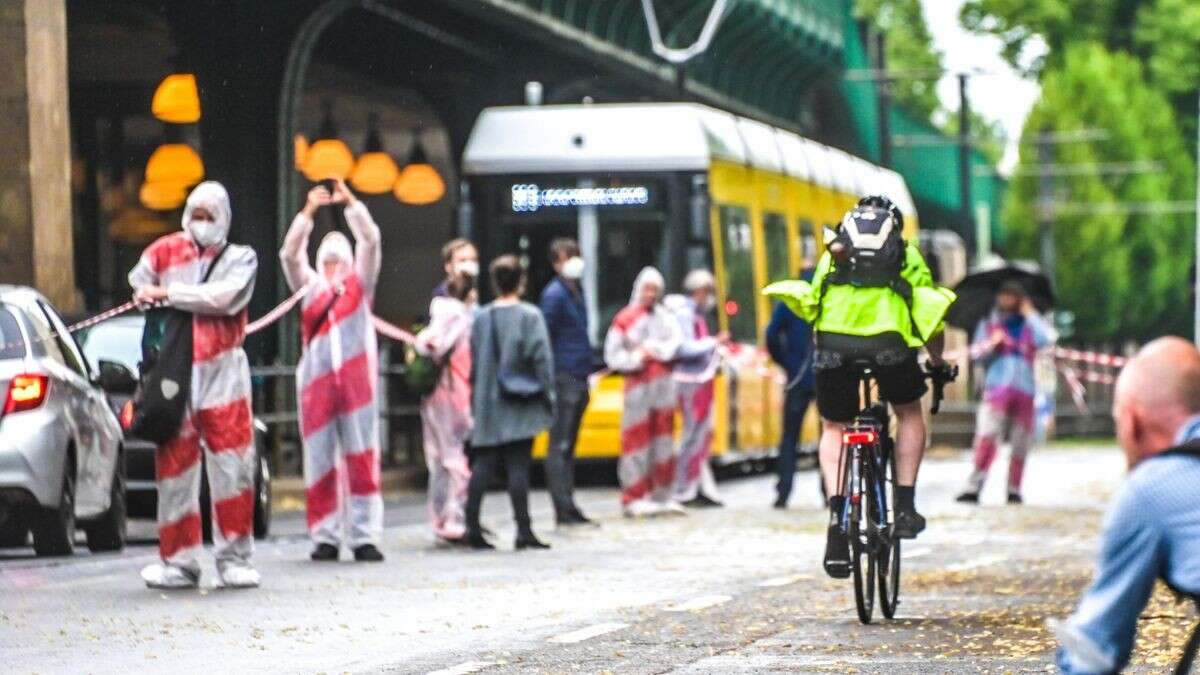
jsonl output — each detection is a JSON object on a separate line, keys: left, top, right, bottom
{"left": 595, "top": 217, "right": 667, "bottom": 331}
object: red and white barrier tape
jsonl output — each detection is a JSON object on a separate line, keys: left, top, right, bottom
{"left": 244, "top": 282, "right": 314, "bottom": 335}
{"left": 1058, "top": 365, "right": 1090, "bottom": 414}
{"left": 1054, "top": 347, "right": 1127, "bottom": 369}
{"left": 371, "top": 315, "right": 417, "bottom": 345}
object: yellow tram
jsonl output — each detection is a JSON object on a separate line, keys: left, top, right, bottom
{"left": 462, "top": 103, "right": 920, "bottom": 462}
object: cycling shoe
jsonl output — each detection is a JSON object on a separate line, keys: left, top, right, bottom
{"left": 892, "top": 508, "right": 926, "bottom": 539}
{"left": 823, "top": 524, "right": 851, "bottom": 579}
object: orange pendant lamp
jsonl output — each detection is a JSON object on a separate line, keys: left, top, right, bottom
{"left": 294, "top": 134, "right": 309, "bottom": 170}
{"left": 393, "top": 129, "right": 445, "bottom": 205}
{"left": 138, "top": 180, "right": 189, "bottom": 211}
{"left": 144, "top": 142, "right": 205, "bottom": 186}
{"left": 350, "top": 114, "right": 399, "bottom": 194}
{"left": 151, "top": 73, "right": 201, "bottom": 124}
{"left": 301, "top": 102, "right": 354, "bottom": 182}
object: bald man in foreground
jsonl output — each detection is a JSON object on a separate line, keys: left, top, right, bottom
{"left": 1054, "top": 337, "right": 1200, "bottom": 674}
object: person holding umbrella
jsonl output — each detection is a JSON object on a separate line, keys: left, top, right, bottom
{"left": 956, "top": 280, "right": 1055, "bottom": 504}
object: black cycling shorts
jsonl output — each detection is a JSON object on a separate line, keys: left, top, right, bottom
{"left": 813, "top": 333, "right": 927, "bottom": 423}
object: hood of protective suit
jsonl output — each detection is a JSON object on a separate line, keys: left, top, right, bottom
{"left": 629, "top": 266, "right": 666, "bottom": 305}
{"left": 317, "top": 231, "right": 353, "bottom": 268}
{"left": 181, "top": 181, "right": 232, "bottom": 248}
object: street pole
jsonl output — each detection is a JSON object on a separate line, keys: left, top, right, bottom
{"left": 958, "top": 73, "right": 975, "bottom": 256}
{"left": 1037, "top": 135, "right": 1057, "bottom": 286}
{"left": 875, "top": 31, "right": 892, "bottom": 168}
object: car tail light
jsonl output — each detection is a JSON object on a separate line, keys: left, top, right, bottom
{"left": 843, "top": 430, "right": 877, "bottom": 445}
{"left": 120, "top": 400, "right": 135, "bottom": 430}
{"left": 4, "top": 374, "right": 49, "bottom": 414}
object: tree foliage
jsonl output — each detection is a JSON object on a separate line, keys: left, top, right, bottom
{"left": 1003, "top": 43, "right": 1194, "bottom": 340}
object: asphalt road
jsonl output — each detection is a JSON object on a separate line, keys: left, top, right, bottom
{"left": 1, "top": 444, "right": 1193, "bottom": 674}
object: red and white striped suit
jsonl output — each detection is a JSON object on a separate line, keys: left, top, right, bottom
{"left": 281, "top": 202, "right": 383, "bottom": 548}
{"left": 129, "top": 232, "right": 258, "bottom": 575}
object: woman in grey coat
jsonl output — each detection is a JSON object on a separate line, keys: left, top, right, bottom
{"left": 465, "top": 254, "right": 557, "bottom": 550}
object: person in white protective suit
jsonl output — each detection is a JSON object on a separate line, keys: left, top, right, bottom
{"left": 604, "top": 267, "right": 684, "bottom": 517}
{"left": 415, "top": 270, "right": 475, "bottom": 545}
{"left": 664, "top": 269, "right": 728, "bottom": 507}
{"left": 129, "top": 181, "right": 260, "bottom": 589}
{"left": 280, "top": 178, "right": 385, "bottom": 562}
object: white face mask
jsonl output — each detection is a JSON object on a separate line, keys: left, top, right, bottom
{"left": 561, "top": 256, "right": 585, "bottom": 280}
{"left": 188, "top": 219, "right": 226, "bottom": 248}
{"left": 454, "top": 260, "right": 480, "bottom": 278}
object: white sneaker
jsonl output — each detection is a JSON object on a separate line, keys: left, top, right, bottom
{"left": 623, "top": 499, "right": 661, "bottom": 518}
{"left": 659, "top": 500, "right": 689, "bottom": 516}
{"left": 217, "top": 562, "right": 261, "bottom": 589}
{"left": 141, "top": 563, "right": 200, "bottom": 590}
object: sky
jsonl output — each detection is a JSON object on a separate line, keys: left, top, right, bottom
{"left": 920, "top": 0, "right": 1044, "bottom": 174}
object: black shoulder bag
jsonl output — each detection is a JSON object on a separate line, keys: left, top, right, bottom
{"left": 490, "top": 306, "right": 544, "bottom": 402}
{"left": 128, "top": 244, "right": 228, "bottom": 445}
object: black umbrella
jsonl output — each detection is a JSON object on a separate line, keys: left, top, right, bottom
{"left": 946, "top": 259, "right": 1055, "bottom": 332}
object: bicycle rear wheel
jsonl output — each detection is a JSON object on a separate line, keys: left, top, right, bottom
{"left": 878, "top": 439, "right": 901, "bottom": 619}
{"left": 849, "top": 455, "right": 875, "bottom": 624}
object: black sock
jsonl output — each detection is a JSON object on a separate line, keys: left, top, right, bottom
{"left": 895, "top": 485, "right": 915, "bottom": 512}
{"left": 827, "top": 495, "right": 845, "bottom": 525}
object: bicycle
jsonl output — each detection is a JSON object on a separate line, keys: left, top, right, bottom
{"left": 833, "top": 358, "right": 957, "bottom": 624}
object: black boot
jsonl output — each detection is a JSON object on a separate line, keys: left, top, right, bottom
{"left": 464, "top": 527, "right": 494, "bottom": 550}
{"left": 310, "top": 543, "right": 339, "bottom": 562}
{"left": 515, "top": 527, "right": 550, "bottom": 550}
{"left": 353, "top": 544, "right": 384, "bottom": 562}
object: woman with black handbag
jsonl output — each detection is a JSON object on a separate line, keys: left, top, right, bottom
{"left": 464, "top": 255, "right": 556, "bottom": 550}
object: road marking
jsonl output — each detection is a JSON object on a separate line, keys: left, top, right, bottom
{"left": 664, "top": 594, "right": 732, "bottom": 612}
{"left": 904, "top": 547, "right": 932, "bottom": 559}
{"left": 756, "top": 574, "right": 811, "bottom": 588}
{"left": 426, "top": 660, "right": 496, "bottom": 675}
{"left": 547, "top": 622, "right": 629, "bottom": 644}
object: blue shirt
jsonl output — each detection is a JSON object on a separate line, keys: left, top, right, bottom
{"left": 538, "top": 276, "right": 592, "bottom": 380}
{"left": 766, "top": 300, "right": 814, "bottom": 391}
{"left": 1056, "top": 416, "right": 1200, "bottom": 673}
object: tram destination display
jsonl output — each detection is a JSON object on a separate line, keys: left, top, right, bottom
{"left": 510, "top": 182, "right": 654, "bottom": 213}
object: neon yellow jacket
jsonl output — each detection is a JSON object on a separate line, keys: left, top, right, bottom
{"left": 762, "top": 242, "right": 955, "bottom": 348}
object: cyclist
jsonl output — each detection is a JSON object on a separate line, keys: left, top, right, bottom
{"left": 763, "top": 195, "right": 955, "bottom": 579}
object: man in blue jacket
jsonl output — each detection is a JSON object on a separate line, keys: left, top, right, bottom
{"left": 765, "top": 268, "right": 816, "bottom": 509}
{"left": 539, "top": 238, "right": 595, "bottom": 526}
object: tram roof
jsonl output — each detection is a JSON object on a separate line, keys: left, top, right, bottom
{"left": 463, "top": 103, "right": 915, "bottom": 215}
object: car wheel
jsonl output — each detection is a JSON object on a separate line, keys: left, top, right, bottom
{"left": 84, "top": 449, "right": 127, "bottom": 552}
{"left": 253, "top": 454, "right": 271, "bottom": 539}
{"left": 32, "top": 451, "right": 76, "bottom": 557}
{"left": 0, "top": 516, "right": 28, "bottom": 548}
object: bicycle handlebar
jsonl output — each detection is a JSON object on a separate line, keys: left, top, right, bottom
{"left": 925, "top": 362, "right": 959, "bottom": 415}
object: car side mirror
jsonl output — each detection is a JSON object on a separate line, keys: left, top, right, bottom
{"left": 96, "top": 360, "right": 137, "bottom": 394}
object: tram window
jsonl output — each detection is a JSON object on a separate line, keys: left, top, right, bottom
{"left": 798, "top": 219, "right": 817, "bottom": 270}
{"left": 596, "top": 218, "right": 667, "bottom": 331}
{"left": 717, "top": 205, "right": 757, "bottom": 342}
{"left": 764, "top": 213, "right": 790, "bottom": 283}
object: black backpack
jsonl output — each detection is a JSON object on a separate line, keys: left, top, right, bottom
{"left": 824, "top": 199, "right": 907, "bottom": 290}
{"left": 127, "top": 244, "right": 227, "bottom": 445}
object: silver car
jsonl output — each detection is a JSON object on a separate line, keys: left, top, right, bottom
{"left": 0, "top": 286, "right": 126, "bottom": 556}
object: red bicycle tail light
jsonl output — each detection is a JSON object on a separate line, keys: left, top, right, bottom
{"left": 4, "top": 374, "right": 49, "bottom": 414}
{"left": 119, "top": 400, "right": 135, "bottom": 430}
{"left": 842, "top": 431, "right": 877, "bottom": 445}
